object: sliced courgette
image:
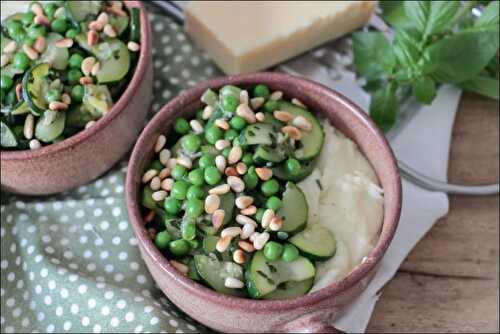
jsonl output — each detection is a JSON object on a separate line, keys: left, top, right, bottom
{"left": 219, "top": 192, "right": 235, "bottom": 226}
{"left": 187, "top": 259, "right": 201, "bottom": 281}
{"left": 1, "top": 121, "right": 18, "bottom": 147}
{"left": 39, "top": 33, "right": 69, "bottom": 70}
{"left": 129, "top": 7, "right": 141, "bottom": 42}
{"left": 262, "top": 278, "right": 314, "bottom": 300}
{"left": 273, "top": 159, "right": 317, "bottom": 182}
{"left": 194, "top": 255, "right": 245, "bottom": 297}
{"left": 243, "top": 123, "right": 279, "bottom": 146}
{"left": 0, "top": 65, "right": 23, "bottom": 79}
{"left": 82, "top": 85, "right": 113, "bottom": 115}
{"left": 92, "top": 39, "right": 130, "bottom": 83}
{"left": 289, "top": 224, "right": 336, "bottom": 261}
{"left": 109, "top": 14, "right": 129, "bottom": 36}
{"left": 219, "top": 85, "right": 241, "bottom": 99}
{"left": 277, "top": 182, "right": 308, "bottom": 234}
{"left": 22, "top": 63, "right": 51, "bottom": 116}
{"left": 66, "top": 104, "right": 99, "bottom": 128}
{"left": 253, "top": 145, "right": 286, "bottom": 164}
{"left": 66, "top": 0, "right": 102, "bottom": 23}
{"left": 35, "top": 110, "right": 66, "bottom": 143}
{"left": 202, "top": 235, "right": 219, "bottom": 254}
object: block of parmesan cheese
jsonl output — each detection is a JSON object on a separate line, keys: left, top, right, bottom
{"left": 185, "top": 1, "right": 376, "bottom": 74}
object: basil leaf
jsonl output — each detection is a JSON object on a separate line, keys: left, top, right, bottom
{"left": 393, "top": 29, "right": 421, "bottom": 68}
{"left": 412, "top": 76, "right": 436, "bottom": 104}
{"left": 475, "top": 1, "right": 499, "bottom": 31}
{"left": 369, "top": 82, "right": 398, "bottom": 132}
{"left": 461, "top": 75, "right": 499, "bottom": 100}
{"left": 404, "top": 1, "right": 460, "bottom": 38}
{"left": 380, "top": 1, "right": 413, "bottom": 29}
{"left": 425, "top": 31, "right": 499, "bottom": 83}
{"left": 352, "top": 32, "right": 396, "bottom": 81}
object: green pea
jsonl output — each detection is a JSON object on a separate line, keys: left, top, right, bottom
{"left": 204, "top": 125, "right": 223, "bottom": 144}
{"left": 196, "top": 109, "right": 204, "bottom": 120}
{"left": 45, "top": 89, "right": 61, "bottom": 103}
{"left": 255, "top": 208, "right": 265, "bottom": 222}
{"left": 13, "top": 52, "right": 30, "bottom": 71}
{"left": 44, "top": 3, "right": 57, "bottom": 18}
{"left": 182, "top": 134, "right": 202, "bottom": 153}
{"left": 198, "top": 154, "right": 215, "bottom": 168}
{"left": 171, "top": 180, "right": 190, "bottom": 200}
{"left": 242, "top": 152, "right": 253, "bottom": 166}
{"left": 285, "top": 158, "right": 301, "bottom": 176}
{"left": 68, "top": 53, "right": 84, "bottom": 69}
{"left": 181, "top": 218, "right": 197, "bottom": 240}
{"left": 243, "top": 167, "right": 258, "bottom": 190}
{"left": 232, "top": 136, "right": 244, "bottom": 147}
{"left": 266, "top": 196, "right": 282, "bottom": 211}
{"left": 148, "top": 160, "right": 163, "bottom": 171}
{"left": 27, "top": 24, "right": 46, "bottom": 39}
{"left": 263, "top": 241, "right": 284, "bottom": 261}
{"left": 204, "top": 166, "right": 221, "bottom": 185}
{"left": 21, "top": 12, "right": 35, "bottom": 26}
{"left": 67, "top": 69, "right": 82, "bottom": 85}
{"left": 222, "top": 147, "right": 231, "bottom": 158}
{"left": 51, "top": 18, "right": 68, "bottom": 34}
{"left": 7, "top": 21, "right": 24, "bottom": 39}
{"left": 4, "top": 89, "right": 16, "bottom": 105}
{"left": 282, "top": 244, "right": 299, "bottom": 262}
{"left": 188, "top": 168, "right": 205, "bottom": 186}
{"left": 253, "top": 84, "right": 270, "bottom": 99}
{"left": 65, "top": 28, "right": 79, "bottom": 39}
{"left": 155, "top": 230, "right": 171, "bottom": 250}
{"left": 224, "top": 129, "right": 238, "bottom": 141}
{"left": 185, "top": 198, "right": 204, "bottom": 218}
{"left": 261, "top": 179, "right": 280, "bottom": 196}
{"left": 0, "top": 75, "right": 13, "bottom": 91}
{"left": 174, "top": 118, "right": 190, "bottom": 134}
{"left": 264, "top": 100, "right": 278, "bottom": 113}
{"left": 230, "top": 116, "right": 246, "bottom": 130}
{"left": 186, "top": 185, "right": 205, "bottom": 200}
{"left": 169, "top": 239, "right": 190, "bottom": 257}
{"left": 171, "top": 165, "right": 187, "bottom": 180}
{"left": 71, "top": 85, "right": 84, "bottom": 102}
{"left": 222, "top": 94, "right": 238, "bottom": 113}
{"left": 163, "top": 197, "right": 181, "bottom": 215}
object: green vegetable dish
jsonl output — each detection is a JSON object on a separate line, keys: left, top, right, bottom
{"left": 140, "top": 84, "right": 337, "bottom": 299}
{"left": 1, "top": 1, "right": 141, "bottom": 150}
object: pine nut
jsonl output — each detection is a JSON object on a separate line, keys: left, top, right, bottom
{"left": 85, "top": 121, "right": 96, "bottom": 129}
{"left": 216, "top": 235, "right": 231, "bottom": 252}
{"left": 261, "top": 209, "right": 275, "bottom": 229}
{"left": 143, "top": 210, "right": 155, "bottom": 223}
{"left": 250, "top": 97, "right": 265, "bottom": 110}
{"left": 170, "top": 260, "right": 189, "bottom": 275}
{"left": 240, "top": 222, "right": 255, "bottom": 240}
{"left": 228, "top": 145, "right": 242, "bottom": 164}
{"left": 255, "top": 112, "right": 265, "bottom": 122}
{"left": 292, "top": 116, "right": 312, "bottom": 132}
{"left": 190, "top": 119, "right": 203, "bottom": 134}
{"left": 33, "top": 36, "right": 46, "bottom": 53}
{"left": 54, "top": 7, "right": 66, "bottom": 18}
{"left": 215, "top": 139, "right": 230, "bottom": 151}
{"left": 55, "top": 38, "right": 73, "bottom": 48}
{"left": 79, "top": 76, "right": 93, "bottom": 85}
{"left": 235, "top": 162, "right": 247, "bottom": 175}
{"left": 88, "top": 20, "right": 103, "bottom": 31}
{"left": 34, "top": 14, "right": 50, "bottom": 26}
{"left": 224, "top": 277, "right": 244, "bottom": 289}
{"left": 15, "top": 84, "right": 23, "bottom": 101}
{"left": 212, "top": 209, "right": 225, "bottom": 230}
{"left": 214, "top": 118, "right": 229, "bottom": 130}
{"left": 87, "top": 30, "right": 99, "bottom": 46}
{"left": 215, "top": 155, "right": 227, "bottom": 173}
{"left": 240, "top": 205, "right": 257, "bottom": 216}
{"left": 233, "top": 249, "right": 246, "bottom": 264}
{"left": 31, "top": 2, "right": 44, "bottom": 15}
{"left": 202, "top": 105, "right": 214, "bottom": 119}
{"left": 292, "top": 98, "right": 306, "bottom": 108}
{"left": 142, "top": 169, "right": 158, "bottom": 183}
{"left": 249, "top": 232, "right": 260, "bottom": 242}
{"left": 209, "top": 184, "right": 230, "bottom": 195}
{"left": 235, "top": 196, "right": 253, "bottom": 209}
{"left": 238, "top": 240, "right": 255, "bottom": 253}
{"left": 160, "top": 178, "right": 174, "bottom": 191}
{"left": 239, "top": 90, "right": 249, "bottom": 105}
{"left": 3, "top": 41, "right": 17, "bottom": 54}
{"left": 236, "top": 103, "right": 256, "bottom": 123}
{"left": 152, "top": 190, "right": 167, "bottom": 202}
{"left": 236, "top": 214, "right": 257, "bottom": 227}
{"left": 255, "top": 167, "right": 273, "bottom": 181}
{"left": 176, "top": 155, "right": 192, "bottom": 169}
{"left": 97, "top": 12, "right": 109, "bottom": 26}
{"left": 166, "top": 158, "right": 177, "bottom": 169}
{"left": 127, "top": 41, "right": 140, "bottom": 52}
{"left": 81, "top": 57, "right": 96, "bottom": 76}
{"left": 282, "top": 125, "right": 302, "bottom": 140}
{"left": 159, "top": 149, "right": 171, "bottom": 165}
{"left": 24, "top": 114, "right": 34, "bottom": 140}
{"left": 270, "top": 91, "right": 283, "bottom": 101}
{"left": 49, "top": 101, "right": 68, "bottom": 111}
{"left": 150, "top": 177, "right": 161, "bottom": 191}
{"left": 227, "top": 176, "right": 245, "bottom": 193}
{"left": 221, "top": 226, "right": 241, "bottom": 238}
{"left": 103, "top": 23, "right": 117, "bottom": 37}
{"left": 22, "top": 44, "right": 38, "bottom": 60}
{"left": 269, "top": 216, "right": 283, "bottom": 231}
{"left": 29, "top": 139, "right": 42, "bottom": 150}
{"left": 205, "top": 194, "right": 220, "bottom": 214}
{"left": 61, "top": 93, "right": 71, "bottom": 105}
{"left": 253, "top": 232, "right": 270, "bottom": 250}
{"left": 91, "top": 62, "right": 101, "bottom": 76}
{"left": 155, "top": 134, "right": 166, "bottom": 153}
{"left": 1, "top": 54, "right": 10, "bottom": 68}
{"left": 224, "top": 166, "right": 238, "bottom": 177}
{"left": 273, "top": 110, "right": 294, "bottom": 122}
{"left": 158, "top": 167, "right": 171, "bottom": 179}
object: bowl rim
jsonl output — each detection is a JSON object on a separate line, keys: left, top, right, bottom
{"left": 1, "top": 0, "right": 150, "bottom": 161}
{"left": 126, "top": 72, "right": 402, "bottom": 311}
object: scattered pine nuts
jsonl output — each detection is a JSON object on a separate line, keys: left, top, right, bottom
{"left": 15, "top": 84, "right": 23, "bottom": 101}
{"left": 88, "top": 20, "right": 103, "bottom": 31}
{"left": 233, "top": 249, "right": 246, "bottom": 264}
{"left": 24, "top": 114, "right": 34, "bottom": 140}
{"left": 282, "top": 125, "right": 302, "bottom": 140}
{"left": 292, "top": 116, "right": 312, "bottom": 132}
{"left": 209, "top": 184, "right": 230, "bottom": 195}
{"left": 224, "top": 277, "right": 244, "bottom": 289}
{"left": 176, "top": 155, "right": 192, "bottom": 169}
{"left": 270, "top": 91, "right": 283, "bottom": 101}
{"left": 235, "top": 162, "right": 247, "bottom": 175}
{"left": 215, "top": 155, "right": 227, "bottom": 173}
{"left": 0, "top": 54, "right": 10, "bottom": 68}
{"left": 82, "top": 56, "right": 97, "bottom": 76}
{"left": 79, "top": 76, "right": 93, "bottom": 85}
{"left": 91, "top": 62, "right": 101, "bottom": 76}
{"left": 160, "top": 178, "right": 174, "bottom": 191}
{"left": 55, "top": 38, "right": 73, "bottom": 48}
{"left": 34, "top": 14, "right": 50, "bottom": 26}
{"left": 240, "top": 205, "right": 257, "bottom": 216}
{"left": 49, "top": 101, "right": 68, "bottom": 111}
{"left": 103, "top": 23, "right": 117, "bottom": 37}
{"left": 159, "top": 149, "right": 171, "bottom": 165}
{"left": 158, "top": 167, "right": 171, "bottom": 179}
{"left": 216, "top": 235, "right": 232, "bottom": 252}
{"left": 224, "top": 166, "right": 238, "bottom": 177}
{"left": 22, "top": 44, "right": 38, "bottom": 60}
{"left": 240, "top": 222, "right": 255, "bottom": 240}
{"left": 33, "top": 36, "right": 46, "bottom": 53}
{"left": 150, "top": 177, "right": 161, "bottom": 191}
{"left": 269, "top": 216, "right": 283, "bottom": 231}
{"left": 87, "top": 30, "right": 99, "bottom": 46}
{"left": 127, "top": 41, "right": 140, "bottom": 52}
{"left": 212, "top": 209, "right": 225, "bottom": 230}
{"left": 236, "top": 214, "right": 257, "bottom": 227}
{"left": 3, "top": 41, "right": 17, "bottom": 54}
{"left": 255, "top": 167, "right": 273, "bottom": 181}
{"left": 239, "top": 90, "right": 249, "bottom": 105}
{"left": 249, "top": 231, "right": 260, "bottom": 242}
{"left": 273, "top": 110, "right": 294, "bottom": 122}
{"left": 190, "top": 119, "right": 204, "bottom": 134}
{"left": 236, "top": 103, "right": 256, "bottom": 123}
{"left": 61, "top": 93, "right": 71, "bottom": 105}
{"left": 152, "top": 190, "right": 168, "bottom": 202}
{"left": 214, "top": 118, "right": 229, "bottom": 130}
{"left": 166, "top": 158, "right": 177, "bottom": 169}
{"left": 30, "top": 2, "right": 44, "bottom": 16}
{"left": 238, "top": 240, "right": 255, "bottom": 253}
{"left": 205, "top": 194, "right": 220, "bottom": 214}
{"left": 221, "top": 226, "right": 242, "bottom": 238}
{"left": 227, "top": 176, "right": 245, "bottom": 193}
{"left": 170, "top": 260, "right": 189, "bottom": 275}
{"left": 97, "top": 12, "right": 109, "bottom": 26}
{"left": 155, "top": 134, "right": 167, "bottom": 153}
{"left": 261, "top": 209, "right": 275, "bottom": 229}
{"left": 202, "top": 105, "right": 214, "bottom": 119}
{"left": 85, "top": 121, "right": 96, "bottom": 129}
{"left": 228, "top": 145, "right": 242, "bottom": 164}
{"left": 250, "top": 97, "right": 265, "bottom": 110}
{"left": 235, "top": 196, "right": 253, "bottom": 209}
{"left": 292, "top": 98, "right": 306, "bottom": 108}
{"left": 255, "top": 112, "right": 265, "bottom": 122}
{"left": 215, "top": 139, "right": 230, "bottom": 151}
{"left": 253, "top": 232, "right": 270, "bottom": 250}
{"left": 142, "top": 169, "right": 158, "bottom": 183}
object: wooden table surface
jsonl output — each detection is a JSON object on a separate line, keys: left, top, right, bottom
{"left": 367, "top": 93, "right": 499, "bottom": 333}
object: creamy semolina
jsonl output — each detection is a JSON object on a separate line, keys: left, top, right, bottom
{"left": 298, "top": 121, "right": 384, "bottom": 292}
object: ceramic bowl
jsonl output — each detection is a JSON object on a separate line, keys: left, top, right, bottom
{"left": 126, "top": 72, "right": 402, "bottom": 333}
{"left": 1, "top": 1, "right": 152, "bottom": 195}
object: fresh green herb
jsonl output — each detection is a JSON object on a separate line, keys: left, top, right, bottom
{"left": 353, "top": 1, "right": 499, "bottom": 131}
{"left": 315, "top": 179, "right": 323, "bottom": 191}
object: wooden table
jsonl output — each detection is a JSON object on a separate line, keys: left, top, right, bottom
{"left": 367, "top": 93, "right": 499, "bottom": 332}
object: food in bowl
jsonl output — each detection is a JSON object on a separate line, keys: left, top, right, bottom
{"left": 0, "top": 0, "right": 141, "bottom": 150}
{"left": 138, "top": 83, "right": 384, "bottom": 299}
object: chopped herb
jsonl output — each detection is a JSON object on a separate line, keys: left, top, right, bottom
{"left": 248, "top": 130, "right": 255, "bottom": 137}
{"left": 316, "top": 179, "right": 323, "bottom": 191}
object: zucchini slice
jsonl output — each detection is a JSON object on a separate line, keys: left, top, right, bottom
{"left": 1, "top": 121, "right": 18, "bottom": 147}
{"left": 289, "top": 223, "right": 337, "bottom": 261}
{"left": 35, "top": 111, "right": 66, "bottom": 143}
{"left": 243, "top": 123, "right": 279, "bottom": 146}
{"left": 194, "top": 255, "right": 245, "bottom": 297}
{"left": 219, "top": 192, "right": 235, "bottom": 226}
{"left": 66, "top": 0, "right": 102, "bottom": 23}
{"left": 253, "top": 145, "right": 286, "bottom": 164}
{"left": 22, "top": 63, "right": 51, "bottom": 116}
{"left": 39, "top": 33, "right": 69, "bottom": 70}
{"left": 277, "top": 182, "right": 308, "bottom": 234}
{"left": 92, "top": 39, "right": 130, "bottom": 84}
{"left": 262, "top": 278, "right": 314, "bottom": 300}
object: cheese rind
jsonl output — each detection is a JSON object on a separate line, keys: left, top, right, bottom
{"left": 185, "top": 1, "right": 376, "bottom": 74}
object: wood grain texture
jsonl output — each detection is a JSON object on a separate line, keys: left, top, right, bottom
{"left": 367, "top": 92, "right": 499, "bottom": 333}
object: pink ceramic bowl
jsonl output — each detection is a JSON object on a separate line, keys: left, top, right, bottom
{"left": 126, "top": 73, "right": 402, "bottom": 333}
{"left": 0, "top": 1, "right": 152, "bottom": 195}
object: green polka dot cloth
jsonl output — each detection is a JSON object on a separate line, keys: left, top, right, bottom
{"left": 1, "top": 8, "right": 222, "bottom": 334}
